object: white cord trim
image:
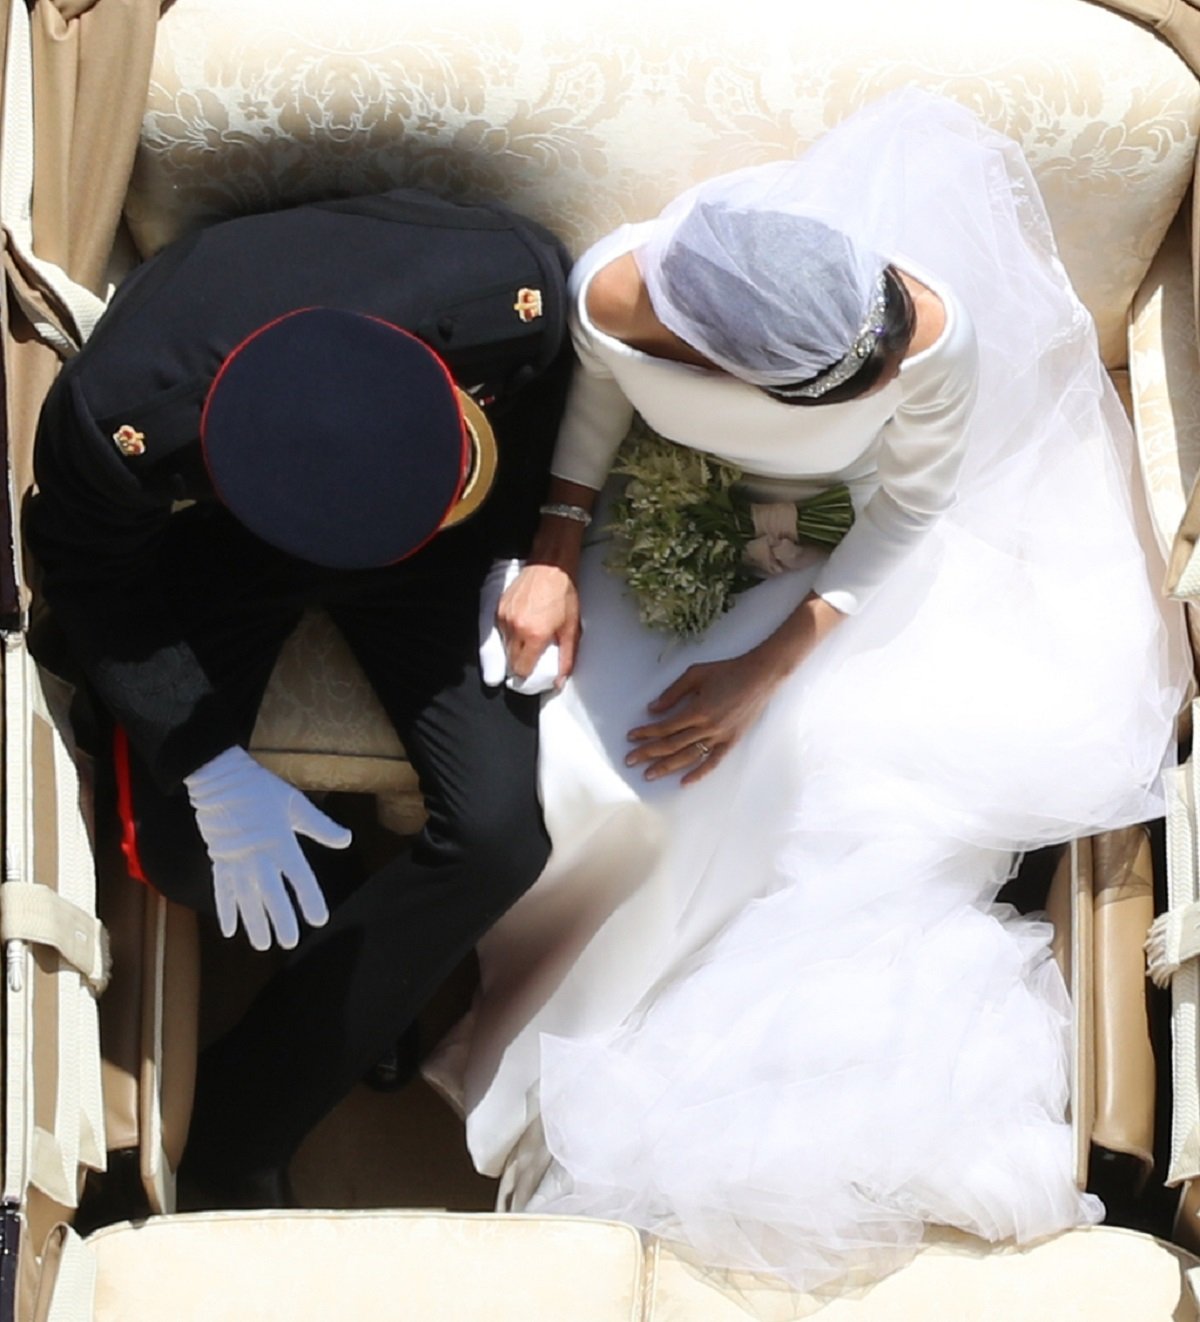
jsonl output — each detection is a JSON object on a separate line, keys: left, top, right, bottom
{"left": 1147, "top": 901, "right": 1200, "bottom": 988}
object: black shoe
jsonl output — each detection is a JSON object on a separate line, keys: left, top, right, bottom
{"left": 176, "top": 1158, "right": 298, "bottom": 1212}
{"left": 363, "top": 1020, "right": 422, "bottom": 1093}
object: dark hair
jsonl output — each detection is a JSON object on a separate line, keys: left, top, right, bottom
{"left": 765, "top": 268, "right": 916, "bottom": 407}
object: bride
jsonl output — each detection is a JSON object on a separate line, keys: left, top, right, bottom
{"left": 455, "top": 90, "right": 1186, "bottom": 1289}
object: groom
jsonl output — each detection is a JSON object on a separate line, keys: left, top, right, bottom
{"left": 24, "top": 186, "right": 571, "bottom": 1204}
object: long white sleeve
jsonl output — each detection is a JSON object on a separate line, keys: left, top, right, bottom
{"left": 550, "top": 358, "right": 634, "bottom": 490}
{"left": 812, "top": 306, "right": 978, "bottom": 614}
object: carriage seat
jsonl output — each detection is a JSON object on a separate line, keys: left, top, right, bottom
{"left": 89, "top": 0, "right": 1200, "bottom": 1242}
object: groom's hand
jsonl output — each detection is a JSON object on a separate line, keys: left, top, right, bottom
{"left": 496, "top": 562, "right": 580, "bottom": 686}
{"left": 479, "top": 559, "right": 561, "bottom": 694}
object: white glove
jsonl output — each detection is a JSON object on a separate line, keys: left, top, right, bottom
{"left": 184, "top": 746, "right": 352, "bottom": 951}
{"left": 478, "top": 557, "right": 560, "bottom": 696}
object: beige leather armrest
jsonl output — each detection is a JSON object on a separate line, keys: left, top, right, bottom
{"left": 1046, "top": 831, "right": 1156, "bottom": 1188}
{"left": 1129, "top": 210, "right": 1200, "bottom": 597}
{"left": 1090, "top": 828, "right": 1157, "bottom": 1175}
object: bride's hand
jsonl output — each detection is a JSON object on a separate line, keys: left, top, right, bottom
{"left": 626, "top": 650, "right": 783, "bottom": 785}
{"left": 497, "top": 562, "right": 581, "bottom": 685}
{"left": 626, "top": 594, "right": 843, "bottom": 784}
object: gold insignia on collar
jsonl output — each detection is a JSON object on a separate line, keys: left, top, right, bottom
{"left": 112, "top": 424, "right": 146, "bottom": 457}
{"left": 513, "top": 288, "right": 543, "bottom": 323}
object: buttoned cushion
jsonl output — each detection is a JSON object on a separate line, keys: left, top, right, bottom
{"left": 85, "top": 1212, "right": 644, "bottom": 1322}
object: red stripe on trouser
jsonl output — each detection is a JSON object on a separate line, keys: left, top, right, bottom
{"left": 112, "top": 726, "right": 151, "bottom": 885}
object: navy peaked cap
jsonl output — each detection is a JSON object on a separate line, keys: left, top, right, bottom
{"left": 201, "top": 307, "right": 469, "bottom": 569}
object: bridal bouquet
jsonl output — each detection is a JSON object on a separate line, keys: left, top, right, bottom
{"left": 606, "top": 420, "right": 854, "bottom": 639}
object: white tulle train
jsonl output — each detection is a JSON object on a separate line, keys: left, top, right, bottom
{"left": 530, "top": 831, "right": 1101, "bottom": 1286}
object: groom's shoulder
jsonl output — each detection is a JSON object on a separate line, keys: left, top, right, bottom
{"left": 311, "top": 188, "right": 567, "bottom": 263}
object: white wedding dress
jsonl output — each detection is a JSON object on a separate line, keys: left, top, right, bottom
{"left": 436, "top": 94, "right": 1187, "bottom": 1291}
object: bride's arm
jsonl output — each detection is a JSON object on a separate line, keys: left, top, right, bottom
{"left": 625, "top": 592, "right": 845, "bottom": 784}
{"left": 624, "top": 362, "right": 970, "bottom": 783}
{"left": 632, "top": 303, "right": 981, "bottom": 781}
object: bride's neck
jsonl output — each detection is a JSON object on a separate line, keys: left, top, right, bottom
{"left": 587, "top": 253, "right": 714, "bottom": 367}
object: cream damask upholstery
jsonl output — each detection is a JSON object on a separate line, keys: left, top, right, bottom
{"left": 247, "top": 608, "right": 423, "bottom": 836}
{"left": 127, "top": 0, "right": 1200, "bottom": 831}
{"left": 130, "top": 0, "right": 1195, "bottom": 368}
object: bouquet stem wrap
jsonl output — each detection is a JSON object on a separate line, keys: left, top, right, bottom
{"left": 606, "top": 420, "right": 854, "bottom": 638}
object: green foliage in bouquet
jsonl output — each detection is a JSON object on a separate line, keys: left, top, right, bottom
{"left": 606, "top": 419, "right": 854, "bottom": 639}
{"left": 606, "top": 422, "right": 754, "bottom": 639}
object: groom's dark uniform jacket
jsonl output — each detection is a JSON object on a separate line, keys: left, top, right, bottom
{"left": 26, "top": 188, "right": 569, "bottom": 791}
{"left": 23, "top": 189, "right": 570, "bottom": 1177}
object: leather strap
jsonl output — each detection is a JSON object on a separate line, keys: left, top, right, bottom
{"left": 0, "top": 882, "right": 110, "bottom": 995}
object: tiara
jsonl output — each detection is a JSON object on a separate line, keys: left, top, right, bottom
{"left": 769, "top": 273, "right": 891, "bottom": 401}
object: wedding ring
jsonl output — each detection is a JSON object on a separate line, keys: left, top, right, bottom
{"left": 695, "top": 740, "right": 712, "bottom": 759}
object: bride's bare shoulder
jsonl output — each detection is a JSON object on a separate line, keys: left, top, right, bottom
{"left": 897, "top": 270, "right": 946, "bottom": 357}
{"left": 585, "top": 253, "right": 642, "bottom": 336}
